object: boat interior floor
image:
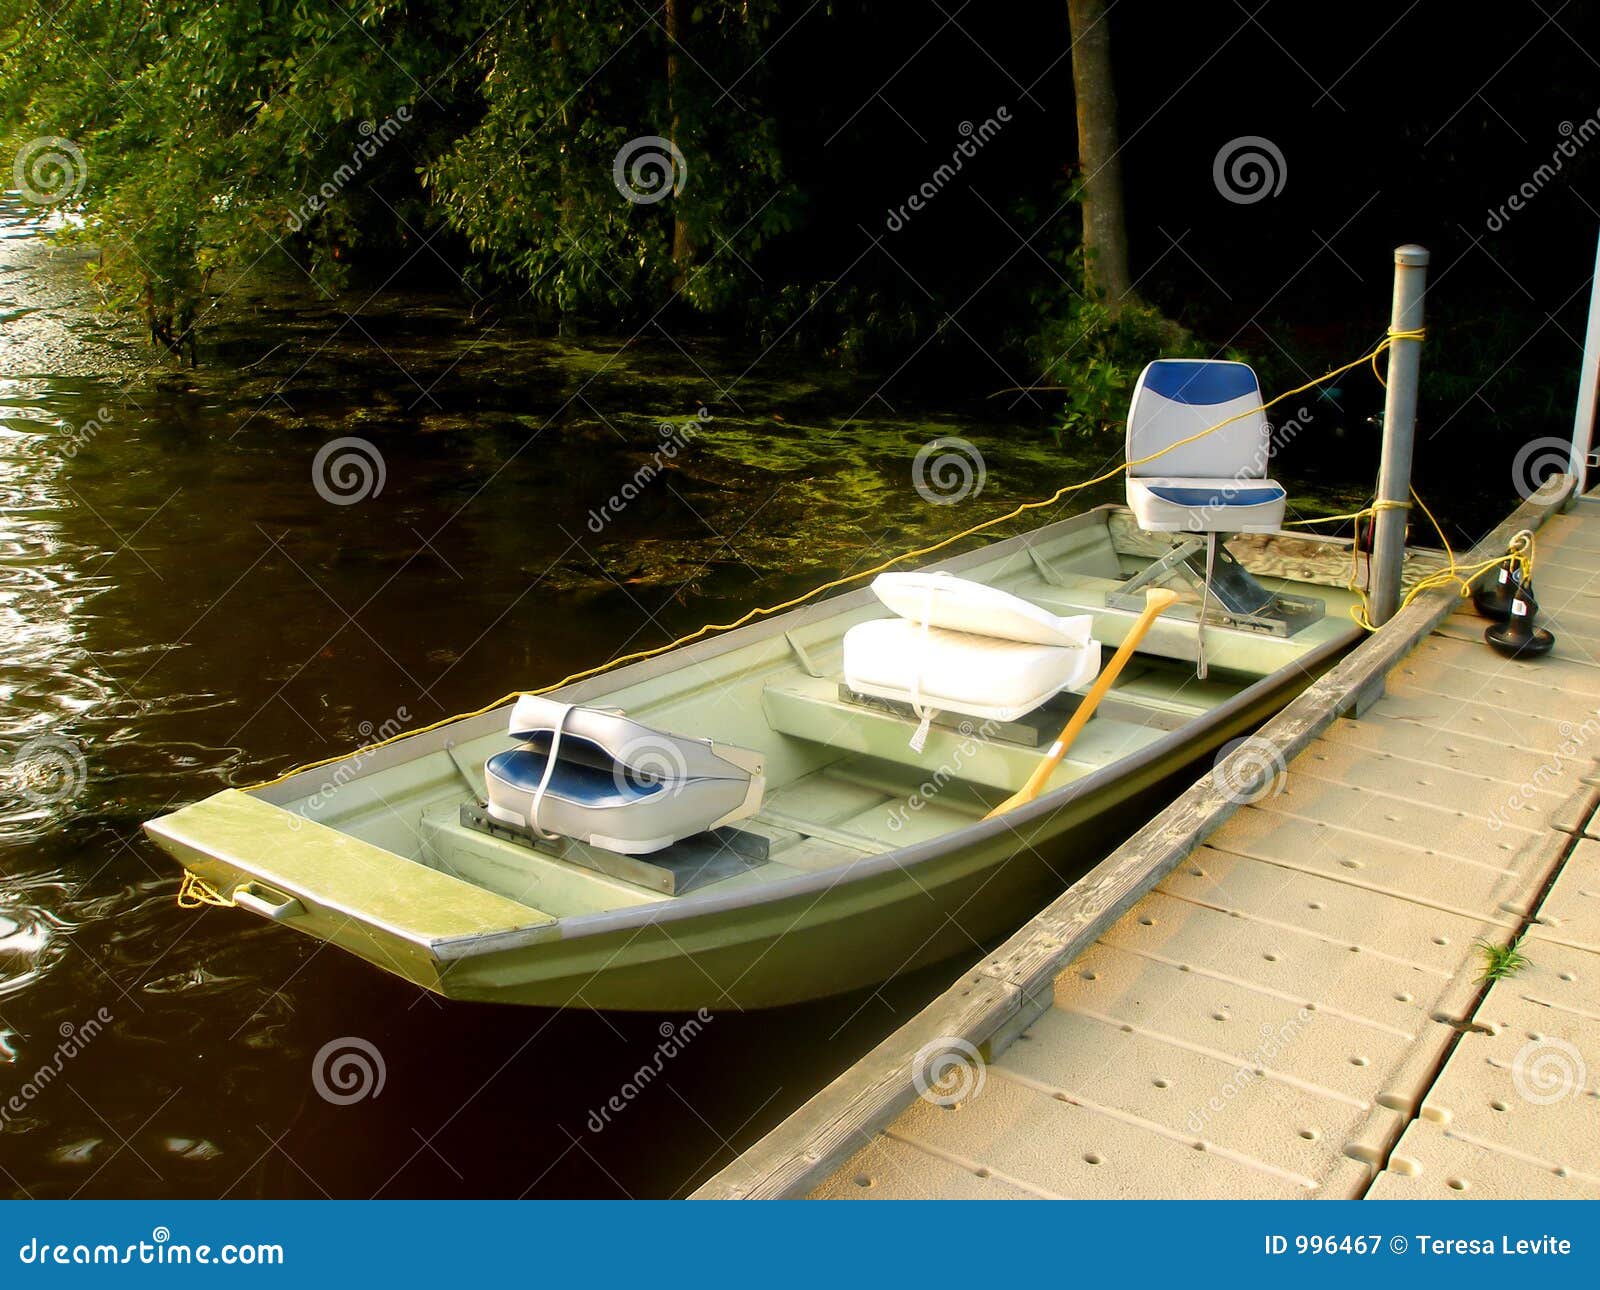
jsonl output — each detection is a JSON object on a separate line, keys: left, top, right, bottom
{"left": 416, "top": 650, "right": 1249, "bottom": 917}
{"left": 273, "top": 516, "right": 1366, "bottom": 924}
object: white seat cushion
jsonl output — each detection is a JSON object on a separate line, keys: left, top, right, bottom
{"left": 869, "top": 571, "right": 1093, "bottom": 647}
{"left": 1127, "top": 476, "right": 1287, "bottom": 534}
{"left": 842, "top": 618, "right": 1101, "bottom": 722}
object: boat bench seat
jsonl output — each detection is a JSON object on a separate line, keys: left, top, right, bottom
{"left": 761, "top": 675, "right": 1166, "bottom": 794}
{"left": 147, "top": 789, "right": 557, "bottom": 943}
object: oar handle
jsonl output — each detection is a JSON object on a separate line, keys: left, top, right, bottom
{"left": 986, "top": 587, "right": 1180, "bottom": 819}
{"left": 1036, "top": 586, "right": 1179, "bottom": 775}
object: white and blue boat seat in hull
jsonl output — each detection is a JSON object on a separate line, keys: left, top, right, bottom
{"left": 1124, "top": 359, "right": 1287, "bottom": 534}
{"left": 842, "top": 572, "right": 1101, "bottom": 743}
{"left": 484, "top": 695, "right": 765, "bottom": 855}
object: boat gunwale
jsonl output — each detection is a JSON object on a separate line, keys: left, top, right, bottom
{"left": 253, "top": 502, "right": 1366, "bottom": 810}
{"left": 249, "top": 507, "right": 1123, "bottom": 808}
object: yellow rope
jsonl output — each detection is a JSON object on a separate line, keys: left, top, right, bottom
{"left": 247, "top": 329, "right": 1427, "bottom": 791}
{"left": 1280, "top": 498, "right": 1411, "bottom": 528}
{"left": 1344, "top": 488, "right": 1533, "bottom": 632}
{"left": 177, "top": 870, "right": 237, "bottom": 908}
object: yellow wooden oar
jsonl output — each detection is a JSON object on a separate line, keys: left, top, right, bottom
{"left": 985, "top": 587, "right": 1182, "bottom": 820}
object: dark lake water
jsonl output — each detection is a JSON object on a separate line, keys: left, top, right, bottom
{"left": 0, "top": 195, "right": 1382, "bottom": 1198}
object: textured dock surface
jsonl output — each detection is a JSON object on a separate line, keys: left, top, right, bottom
{"left": 806, "top": 508, "right": 1600, "bottom": 1200}
{"left": 702, "top": 499, "right": 1595, "bottom": 1201}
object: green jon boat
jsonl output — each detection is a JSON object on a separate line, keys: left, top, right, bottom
{"left": 146, "top": 359, "right": 1440, "bottom": 1010}
{"left": 143, "top": 503, "right": 1397, "bottom": 1011}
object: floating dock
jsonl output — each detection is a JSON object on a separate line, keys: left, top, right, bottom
{"left": 697, "top": 476, "right": 1600, "bottom": 1200}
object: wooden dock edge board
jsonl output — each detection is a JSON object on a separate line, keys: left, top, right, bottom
{"left": 690, "top": 475, "right": 1575, "bottom": 1201}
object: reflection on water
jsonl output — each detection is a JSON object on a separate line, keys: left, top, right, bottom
{"left": 0, "top": 191, "right": 1371, "bottom": 1197}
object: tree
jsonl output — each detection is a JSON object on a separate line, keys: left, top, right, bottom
{"left": 1068, "top": 0, "right": 1136, "bottom": 314}
{"left": 665, "top": 0, "right": 693, "bottom": 282}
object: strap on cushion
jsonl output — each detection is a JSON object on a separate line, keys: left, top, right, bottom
{"left": 527, "top": 701, "right": 574, "bottom": 839}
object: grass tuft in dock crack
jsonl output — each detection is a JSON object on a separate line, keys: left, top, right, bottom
{"left": 1473, "top": 933, "right": 1531, "bottom": 985}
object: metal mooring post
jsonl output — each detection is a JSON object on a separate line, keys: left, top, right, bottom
{"left": 1369, "top": 244, "right": 1430, "bottom": 626}
{"left": 1568, "top": 226, "right": 1600, "bottom": 499}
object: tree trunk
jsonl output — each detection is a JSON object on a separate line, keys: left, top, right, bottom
{"left": 666, "top": 0, "right": 693, "bottom": 282}
{"left": 1068, "top": 0, "right": 1135, "bottom": 313}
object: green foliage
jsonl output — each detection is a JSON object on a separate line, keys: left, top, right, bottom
{"left": 1014, "top": 182, "right": 1214, "bottom": 441}
{"left": 757, "top": 281, "right": 927, "bottom": 364}
{"left": 1474, "top": 933, "right": 1531, "bottom": 984}
{"left": 423, "top": 1, "right": 791, "bottom": 318}
{"left": 0, "top": 0, "right": 458, "bottom": 354}
{"left": 1028, "top": 298, "right": 1209, "bottom": 441}
{"left": 0, "top": 0, "right": 792, "bottom": 353}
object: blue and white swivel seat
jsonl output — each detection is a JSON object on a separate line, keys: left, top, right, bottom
{"left": 1112, "top": 359, "right": 1321, "bottom": 642}
{"left": 1125, "top": 359, "right": 1286, "bottom": 534}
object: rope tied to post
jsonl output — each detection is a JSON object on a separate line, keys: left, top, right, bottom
{"left": 245, "top": 329, "right": 1433, "bottom": 793}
